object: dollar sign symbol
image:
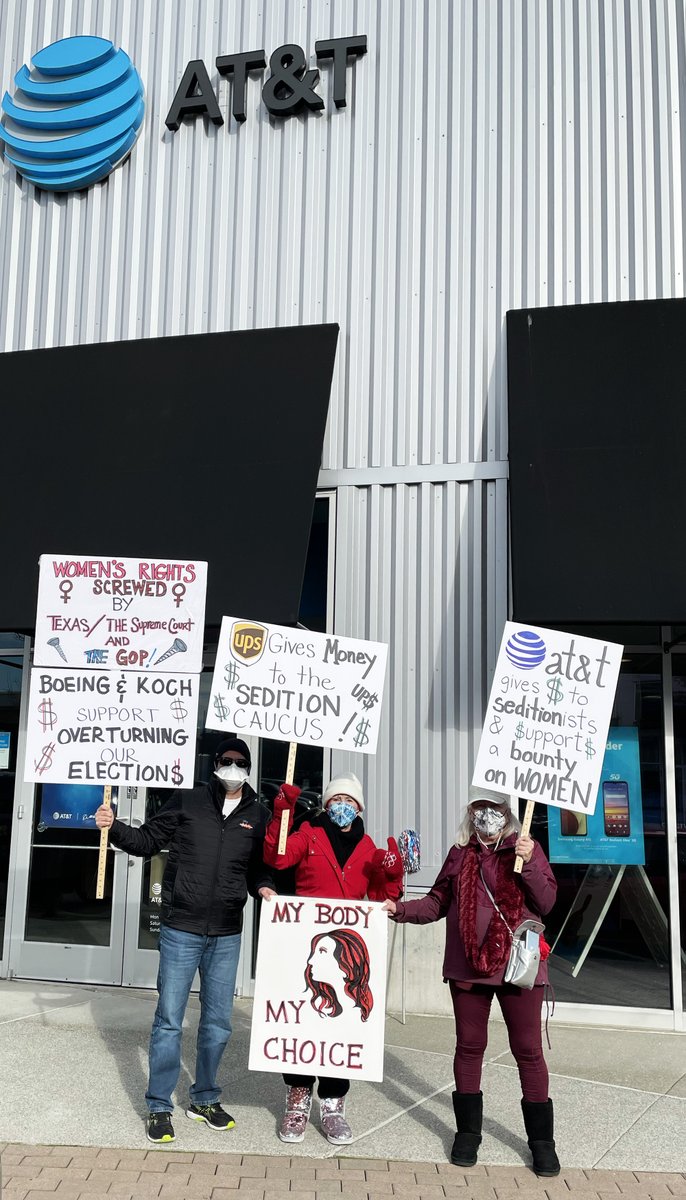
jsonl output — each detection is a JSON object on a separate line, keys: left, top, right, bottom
{"left": 514, "top": 721, "right": 525, "bottom": 739}
{"left": 170, "top": 699, "right": 188, "bottom": 722}
{"left": 585, "top": 739, "right": 596, "bottom": 759}
{"left": 34, "top": 742, "right": 56, "bottom": 775}
{"left": 489, "top": 715, "right": 503, "bottom": 734}
{"left": 37, "top": 698, "right": 57, "bottom": 731}
{"left": 353, "top": 719, "right": 370, "bottom": 747}
{"left": 362, "top": 692, "right": 378, "bottom": 711}
{"left": 213, "top": 693, "right": 229, "bottom": 721}
{"left": 224, "top": 662, "right": 239, "bottom": 689}
{"left": 171, "top": 758, "right": 182, "bottom": 785}
{"left": 547, "top": 676, "right": 564, "bottom": 704}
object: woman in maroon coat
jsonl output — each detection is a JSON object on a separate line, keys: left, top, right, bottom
{"left": 264, "top": 772, "right": 403, "bottom": 1146}
{"left": 383, "top": 791, "right": 560, "bottom": 1178}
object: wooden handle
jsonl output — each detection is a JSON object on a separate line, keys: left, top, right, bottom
{"left": 513, "top": 798, "right": 535, "bottom": 874}
{"left": 95, "top": 785, "right": 112, "bottom": 900}
{"left": 276, "top": 742, "right": 298, "bottom": 856}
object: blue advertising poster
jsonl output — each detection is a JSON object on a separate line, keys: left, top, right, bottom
{"left": 548, "top": 727, "right": 645, "bottom": 866}
{"left": 39, "top": 783, "right": 105, "bottom": 829}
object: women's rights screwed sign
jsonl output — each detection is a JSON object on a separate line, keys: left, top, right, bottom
{"left": 206, "top": 616, "right": 388, "bottom": 753}
{"left": 472, "top": 622, "right": 623, "bottom": 815}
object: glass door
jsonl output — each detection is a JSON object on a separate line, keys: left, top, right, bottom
{"left": 8, "top": 778, "right": 134, "bottom": 983}
{"left": 0, "top": 635, "right": 29, "bottom": 968}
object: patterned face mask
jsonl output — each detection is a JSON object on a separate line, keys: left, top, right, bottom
{"left": 327, "top": 800, "right": 358, "bottom": 828}
{"left": 471, "top": 807, "right": 507, "bottom": 837}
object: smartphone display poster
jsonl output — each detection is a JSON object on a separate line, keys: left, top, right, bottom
{"left": 548, "top": 727, "right": 645, "bottom": 865}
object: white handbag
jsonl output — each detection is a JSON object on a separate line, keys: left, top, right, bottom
{"left": 480, "top": 870, "right": 544, "bottom": 990}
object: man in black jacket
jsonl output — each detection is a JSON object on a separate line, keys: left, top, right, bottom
{"left": 95, "top": 736, "right": 274, "bottom": 1144}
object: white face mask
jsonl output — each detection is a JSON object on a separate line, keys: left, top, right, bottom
{"left": 214, "top": 764, "right": 248, "bottom": 792}
{"left": 472, "top": 807, "right": 507, "bottom": 837}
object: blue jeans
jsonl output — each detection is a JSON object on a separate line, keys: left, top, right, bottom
{"left": 146, "top": 925, "right": 241, "bottom": 1114}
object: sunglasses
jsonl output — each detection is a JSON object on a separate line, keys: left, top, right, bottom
{"left": 219, "top": 757, "right": 249, "bottom": 770}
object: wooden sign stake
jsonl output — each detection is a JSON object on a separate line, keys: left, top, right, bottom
{"left": 276, "top": 742, "right": 298, "bottom": 856}
{"left": 95, "top": 784, "right": 112, "bottom": 900}
{"left": 513, "top": 798, "right": 535, "bottom": 874}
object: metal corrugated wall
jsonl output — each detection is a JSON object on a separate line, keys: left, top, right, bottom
{"left": 1, "top": 1, "right": 685, "bottom": 875}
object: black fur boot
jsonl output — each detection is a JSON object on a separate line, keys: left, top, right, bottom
{"left": 521, "top": 1098, "right": 561, "bottom": 1177}
{"left": 450, "top": 1091, "right": 483, "bottom": 1167}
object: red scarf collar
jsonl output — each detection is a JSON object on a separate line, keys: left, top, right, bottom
{"left": 458, "top": 841, "right": 524, "bottom": 975}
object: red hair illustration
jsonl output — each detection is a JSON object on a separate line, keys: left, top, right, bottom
{"left": 304, "top": 928, "right": 373, "bottom": 1022}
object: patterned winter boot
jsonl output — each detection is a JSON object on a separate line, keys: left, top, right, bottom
{"left": 278, "top": 1086, "right": 312, "bottom": 1143}
{"left": 320, "top": 1096, "right": 353, "bottom": 1144}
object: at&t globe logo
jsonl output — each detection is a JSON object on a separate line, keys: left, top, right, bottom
{"left": 0, "top": 35, "right": 144, "bottom": 192}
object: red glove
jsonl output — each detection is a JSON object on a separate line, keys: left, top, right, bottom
{"left": 371, "top": 837, "right": 403, "bottom": 881}
{"left": 540, "top": 937, "right": 551, "bottom": 961}
{"left": 273, "top": 783, "right": 301, "bottom": 813}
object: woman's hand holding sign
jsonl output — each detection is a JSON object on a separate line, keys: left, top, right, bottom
{"left": 515, "top": 834, "right": 535, "bottom": 863}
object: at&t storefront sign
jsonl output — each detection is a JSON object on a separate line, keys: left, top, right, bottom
{"left": 0, "top": 31, "right": 366, "bottom": 193}
{"left": 0, "top": 35, "right": 145, "bottom": 192}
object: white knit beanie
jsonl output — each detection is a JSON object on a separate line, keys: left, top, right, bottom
{"left": 322, "top": 773, "right": 365, "bottom": 812}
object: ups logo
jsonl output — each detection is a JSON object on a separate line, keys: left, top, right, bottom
{"left": 231, "top": 621, "right": 267, "bottom": 664}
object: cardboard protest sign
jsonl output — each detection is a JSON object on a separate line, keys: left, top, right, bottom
{"left": 24, "top": 667, "right": 199, "bottom": 788}
{"left": 206, "top": 617, "right": 388, "bottom": 754}
{"left": 249, "top": 896, "right": 388, "bottom": 1081}
{"left": 472, "top": 623, "right": 623, "bottom": 815}
{"left": 34, "top": 554, "right": 207, "bottom": 672}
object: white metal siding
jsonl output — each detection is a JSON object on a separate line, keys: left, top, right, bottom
{"left": 1, "top": 0, "right": 685, "bottom": 873}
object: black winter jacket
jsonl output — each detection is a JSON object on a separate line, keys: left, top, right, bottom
{"left": 109, "top": 782, "right": 273, "bottom": 936}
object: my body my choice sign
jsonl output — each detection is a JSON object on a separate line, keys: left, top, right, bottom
{"left": 207, "top": 617, "right": 388, "bottom": 753}
{"left": 472, "top": 623, "right": 623, "bottom": 814}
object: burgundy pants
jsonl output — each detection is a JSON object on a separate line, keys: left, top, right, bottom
{"left": 449, "top": 981, "right": 549, "bottom": 1102}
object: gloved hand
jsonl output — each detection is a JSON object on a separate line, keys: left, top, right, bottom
{"left": 371, "top": 836, "right": 404, "bottom": 881}
{"left": 273, "top": 783, "right": 301, "bottom": 816}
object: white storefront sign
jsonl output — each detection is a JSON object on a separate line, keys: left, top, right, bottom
{"left": 249, "top": 896, "right": 388, "bottom": 1081}
{"left": 472, "top": 623, "right": 623, "bottom": 814}
{"left": 206, "top": 616, "right": 388, "bottom": 753}
{"left": 24, "top": 667, "right": 199, "bottom": 788}
{"left": 34, "top": 554, "right": 207, "bottom": 673}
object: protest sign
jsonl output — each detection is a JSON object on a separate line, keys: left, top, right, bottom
{"left": 24, "top": 667, "right": 199, "bottom": 788}
{"left": 206, "top": 617, "right": 388, "bottom": 754}
{"left": 472, "top": 623, "right": 623, "bottom": 815}
{"left": 34, "top": 554, "right": 207, "bottom": 673}
{"left": 249, "top": 895, "right": 388, "bottom": 1082}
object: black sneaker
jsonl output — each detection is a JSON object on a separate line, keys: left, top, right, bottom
{"left": 146, "top": 1111, "right": 175, "bottom": 1144}
{"left": 186, "top": 1102, "right": 235, "bottom": 1130}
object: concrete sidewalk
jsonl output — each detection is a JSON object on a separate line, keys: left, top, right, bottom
{"left": 0, "top": 978, "right": 685, "bottom": 1193}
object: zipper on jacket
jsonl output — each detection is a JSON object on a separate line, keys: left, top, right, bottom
{"left": 206, "top": 813, "right": 224, "bottom": 935}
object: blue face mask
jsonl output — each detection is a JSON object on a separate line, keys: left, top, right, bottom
{"left": 327, "top": 800, "right": 358, "bottom": 828}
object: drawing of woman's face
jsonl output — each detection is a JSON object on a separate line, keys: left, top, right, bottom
{"left": 307, "top": 935, "right": 344, "bottom": 987}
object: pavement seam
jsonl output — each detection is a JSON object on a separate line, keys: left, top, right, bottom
{"left": 0, "top": 999, "right": 93, "bottom": 1026}
{"left": 590, "top": 1091, "right": 667, "bottom": 1169}
{"left": 329, "top": 1083, "right": 456, "bottom": 1148}
{"left": 486, "top": 1060, "right": 678, "bottom": 1101}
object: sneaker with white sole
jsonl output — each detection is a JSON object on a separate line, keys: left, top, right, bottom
{"left": 278, "top": 1085, "right": 312, "bottom": 1143}
{"left": 186, "top": 1102, "right": 235, "bottom": 1130}
{"left": 320, "top": 1096, "right": 352, "bottom": 1144}
{"left": 146, "top": 1111, "right": 175, "bottom": 1143}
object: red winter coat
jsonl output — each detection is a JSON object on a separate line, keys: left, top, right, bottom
{"left": 392, "top": 833, "right": 557, "bottom": 986}
{"left": 263, "top": 805, "right": 403, "bottom": 903}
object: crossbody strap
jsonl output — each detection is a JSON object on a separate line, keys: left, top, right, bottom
{"left": 479, "top": 867, "right": 515, "bottom": 938}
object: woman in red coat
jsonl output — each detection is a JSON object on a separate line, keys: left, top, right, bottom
{"left": 264, "top": 772, "right": 402, "bottom": 1146}
{"left": 383, "top": 791, "right": 560, "bottom": 1178}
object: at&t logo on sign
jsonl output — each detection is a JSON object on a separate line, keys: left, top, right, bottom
{"left": 0, "top": 35, "right": 144, "bottom": 192}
